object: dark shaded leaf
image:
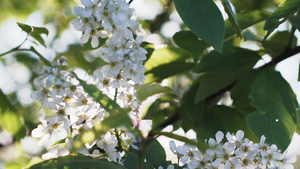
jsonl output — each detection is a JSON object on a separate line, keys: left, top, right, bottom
{"left": 194, "top": 47, "right": 260, "bottom": 74}
{"left": 231, "top": 69, "right": 262, "bottom": 114}
{"left": 173, "top": 31, "right": 209, "bottom": 62}
{"left": 247, "top": 68, "right": 297, "bottom": 151}
{"left": 145, "top": 140, "right": 166, "bottom": 168}
{"left": 262, "top": 31, "right": 297, "bottom": 57}
{"left": 264, "top": 0, "right": 300, "bottom": 38}
{"left": 195, "top": 105, "right": 258, "bottom": 147}
{"left": 194, "top": 73, "right": 238, "bottom": 104}
{"left": 221, "top": 0, "right": 242, "bottom": 38}
{"left": 174, "top": 0, "right": 225, "bottom": 52}
{"left": 231, "top": 0, "right": 284, "bottom": 13}
{"left": 225, "top": 10, "right": 271, "bottom": 40}
{"left": 290, "top": 15, "right": 300, "bottom": 31}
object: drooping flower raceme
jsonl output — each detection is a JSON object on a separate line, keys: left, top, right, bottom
{"left": 169, "top": 130, "right": 296, "bottom": 169}
{"left": 31, "top": 0, "right": 149, "bottom": 162}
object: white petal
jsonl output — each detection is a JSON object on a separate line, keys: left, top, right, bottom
{"left": 91, "top": 36, "right": 99, "bottom": 48}
{"left": 31, "top": 91, "right": 42, "bottom": 99}
{"left": 81, "top": 0, "right": 93, "bottom": 7}
{"left": 215, "top": 131, "right": 224, "bottom": 143}
{"left": 72, "top": 6, "right": 85, "bottom": 16}
{"left": 169, "top": 140, "right": 176, "bottom": 153}
{"left": 80, "top": 34, "right": 90, "bottom": 43}
{"left": 236, "top": 130, "right": 244, "bottom": 141}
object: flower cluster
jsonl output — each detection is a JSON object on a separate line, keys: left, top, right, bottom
{"left": 31, "top": 0, "right": 150, "bottom": 162}
{"left": 30, "top": 57, "right": 141, "bottom": 162}
{"left": 72, "top": 0, "right": 147, "bottom": 84}
{"left": 169, "top": 130, "right": 296, "bottom": 169}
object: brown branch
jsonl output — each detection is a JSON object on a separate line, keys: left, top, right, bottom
{"left": 263, "top": 46, "right": 300, "bottom": 68}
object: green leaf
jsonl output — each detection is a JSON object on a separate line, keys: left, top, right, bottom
{"left": 180, "top": 83, "right": 205, "bottom": 132}
{"left": 58, "top": 44, "right": 106, "bottom": 72}
{"left": 231, "top": 69, "right": 262, "bottom": 114}
{"left": 144, "top": 47, "right": 195, "bottom": 83}
{"left": 30, "top": 47, "right": 52, "bottom": 67}
{"left": 298, "top": 62, "right": 300, "bottom": 81}
{"left": 195, "top": 105, "right": 258, "bottom": 147}
{"left": 83, "top": 36, "right": 107, "bottom": 50}
{"left": 194, "top": 73, "right": 238, "bottom": 104}
{"left": 141, "top": 42, "right": 155, "bottom": 62}
{"left": 221, "top": 0, "right": 242, "bottom": 38}
{"left": 124, "top": 153, "right": 139, "bottom": 169}
{"left": 0, "top": 90, "right": 25, "bottom": 140}
{"left": 264, "top": 0, "right": 300, "bottom": 38}
{"left": 174, "top": 0, "right": 225, "bottom": 52}
{"left": 262, "top": 31, "right": 297, "bottom": 57}
{"left": 28, "top": 156, "right": 126, "bottom": 169}
{"left": 17, "top": 22, "right": 33, "bottom": 33}
{"left": 242, "top": 30, "right": 259, "bottom": 41}
{"left": 30, "top": 33, "right": 46, "bottom": 47}
{"left": 290, "top": 15, "right": 300, "bottom": 31}
{"left": 144, "top": 95, "right": 178, "bottom": 128}
{"left": 145, "top": 140, "right": 166, "bottom": 168}
{"left": 173, "top": 31, "right": 209, "bottom": 62}
{"left": 137, "top": 84, "right": 175, "bottom": 101}
{"left": 230, "top": 0, "right": 285, "bottom": 13}
{"left": 247, "top": 68, "right": 297, "bottom": 151}
{"left": 75, "top": 75, "right": 126, "bottom": 116}
{"left": 194, "top": 47, "right": 260, "bottom": 74}
{"left": 32, "top": 26, "right": 49, "bottom": 36}
{"left": 158, "top": 132, "right": 202, "bottom": 149}
{"left": 143, "top": 162, "right": 155, "bottom": 169}
{"left": 225, "top": 10, "right": 271, "bottom": 40}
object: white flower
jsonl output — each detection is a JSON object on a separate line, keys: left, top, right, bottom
{"left": 32, "top": 115, "right": 70, "bottom": 146}
{"left": 31, "top": 78, "right": 52, "bottom": 108}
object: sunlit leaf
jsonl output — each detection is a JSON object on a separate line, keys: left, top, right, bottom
{"left": 174, "top": 0, "right": 225, "bottom": 52}
{"left": 144, "top": 47, "right": 195, "bottom": 83}
{"left": 194, "top": 47, "right": 260, "bottom": 74}
{"left": 28, "top": 156, "right": 126, "bottom": 169}
{"left": 264, "top": 0, "right": 300, "bottom": 38}
{"left": 247, "top": 68, "right": 297, "bottom": 151}
{"left": 0, "top": 90, "right": 26, "bottom": 140}
{"left": 137, "top": 84, "right": 175, "bottom": 101}
{"left": 173, "top": 31, "right": 209, "bottom": 62}
{"left": 57, "top": 44, "right": 106, "bottom": 72}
